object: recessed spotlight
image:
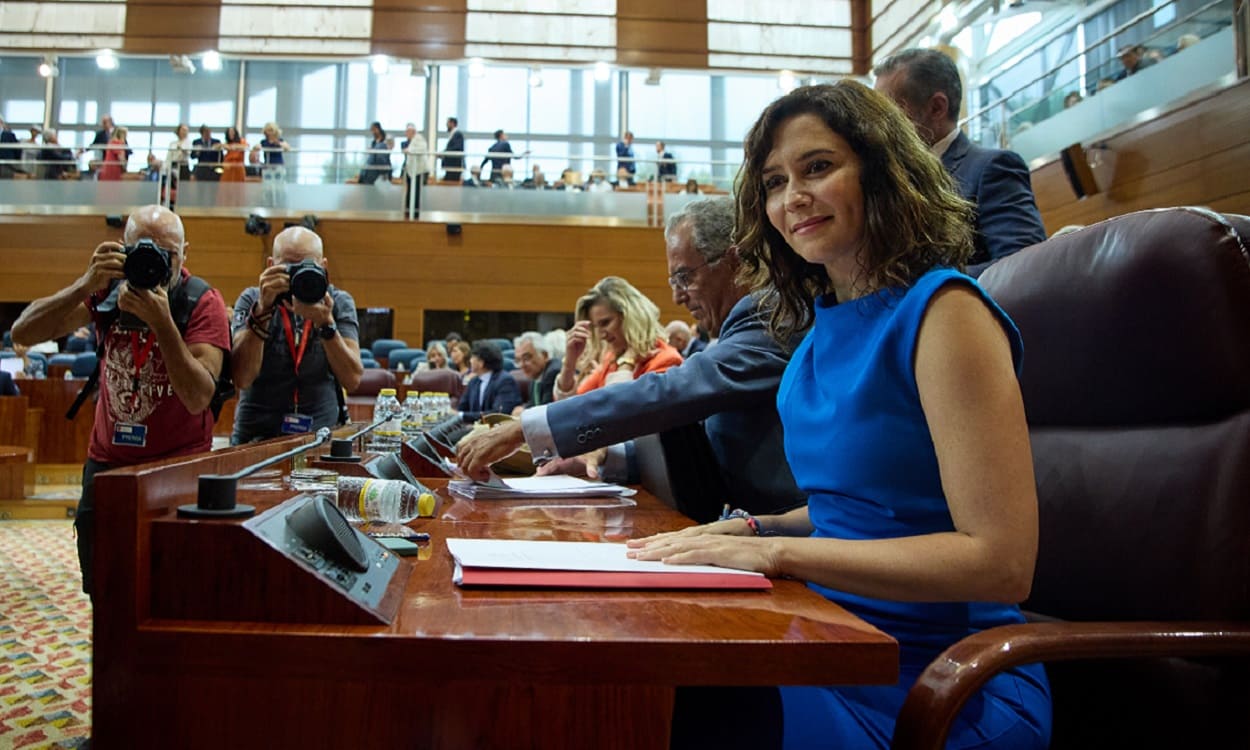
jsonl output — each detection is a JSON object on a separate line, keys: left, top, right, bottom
{"left": 370, "top": 55, "right": 390, "bottom": 75}
{"left": 468, "top": 58, "right": 486, "bottom": 78}
{"left": 778, "top": 69, "right": 798, "bottom": 92}
{"left": 96, "top": 50, "right": 118, "bottom": 71}
{"left": 528, "top": 67, "right": 543, "bottom": 88}
{"left": 593, "top": 61, "right": 611, "bottom": 82}
{"left": 202, "top": 50, "right": 222, "bottom": 72}
{"left": 37, "top": 57, "right": 59, "bottom": 78}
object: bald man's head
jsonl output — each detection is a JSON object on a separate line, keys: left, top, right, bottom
{"left": 122, "top": 204, "right": 187, "bottom": 289}
{"left": 271, "top": 226, "right": 325, "bottom": 267}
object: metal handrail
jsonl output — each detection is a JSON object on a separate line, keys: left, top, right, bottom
{"left": 963, "top": 0, "right": 1230, "bottom": 128}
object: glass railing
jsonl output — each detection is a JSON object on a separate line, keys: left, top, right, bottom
{"left": 965, "top": 0, "right": 1239, "bottom": 162}
{"left": 0, "top": 144, "right": 735, "bottom": 226}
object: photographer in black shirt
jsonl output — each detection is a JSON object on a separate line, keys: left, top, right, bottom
{"left": 229, "top": 226, "right": 363, "bottom": 443}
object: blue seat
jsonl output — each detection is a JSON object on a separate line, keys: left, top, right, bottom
{"left": 362, "top": 359, "right": 379, "bottom": 369}
{"left": 370, "top": 338, "right": 407, "bottom": 362}
{"left": 484, "top": 337, "right": 513, "bottom": 352}
{"left": 48, "top": 353, "right": 77, "bottom": 368}
{"left": 385, "top": 347, "right": 425, "bottom": 371}
{"left": 360, "top": 349, "right": 376, "bottom": 361}
{"left": 66, "top": 336, "right": 93, "bottom": 353}
{"left": 70, "top": 352, "right": 98, "bottom": 377}
{"left": 0, "top": 351, "right": 14, "bottom": 359}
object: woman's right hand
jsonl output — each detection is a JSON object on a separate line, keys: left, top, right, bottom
{"left": 625, "top": 516, "right": 755, "bottom": 550}
{"left": 564, "top": 320, "right": 591, "bottom": 363}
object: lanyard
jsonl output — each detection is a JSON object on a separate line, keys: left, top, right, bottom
{"left": 130, "top": 330, "right": 157, "bottom": 410}
{"left": 279, "top": 307, "right": 312, "bottom": 411}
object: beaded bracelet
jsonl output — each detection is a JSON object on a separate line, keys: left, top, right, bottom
{"left": 724, "top": 508, "right": 762, "bottom": 536}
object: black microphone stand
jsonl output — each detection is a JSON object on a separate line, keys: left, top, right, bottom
{"left": 322, "top": 414, "right": 391, "bottom": 462}
{"left": 178, "top": 428, "right": 333, "bottom": 519}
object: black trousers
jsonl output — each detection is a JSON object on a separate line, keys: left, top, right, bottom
{"left": 404, "top": 173, "right": 425, "bottom": 219}
{"left": 670, "top": 686, "right": 783, "bottom": 749}
{"left": 75, "top": 457, "right": 112, "bottom": 597}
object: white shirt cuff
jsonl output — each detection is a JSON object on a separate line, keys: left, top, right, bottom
{"left": 520, "top": 404, "right": 559, "bottom": 464}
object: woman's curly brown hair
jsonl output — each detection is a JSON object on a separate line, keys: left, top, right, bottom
{"left": 734, "top": 80, "right": 975, "bottom": 343}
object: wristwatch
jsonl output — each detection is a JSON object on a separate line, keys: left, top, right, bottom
{"left": 317, "top": 323, "right": 338, "bottom": 340}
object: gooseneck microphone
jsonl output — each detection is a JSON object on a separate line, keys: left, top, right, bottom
{"left": 178, "top": 428, "right": 334, "bottom": 519}
{"left": 323, "top": 415, "right": 390, "bottom": 462}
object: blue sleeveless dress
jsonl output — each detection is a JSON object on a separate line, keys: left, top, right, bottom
{"left": 776, "top": 268, "right": 1051, "bottom": 749}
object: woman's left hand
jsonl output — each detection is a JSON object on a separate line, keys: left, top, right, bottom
{"left": 626, "top": 534, "right": 782, "bottom": 577}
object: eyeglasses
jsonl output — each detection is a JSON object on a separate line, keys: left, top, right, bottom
{"left": 667, "top": 258, "right": 718, "bottom": 292}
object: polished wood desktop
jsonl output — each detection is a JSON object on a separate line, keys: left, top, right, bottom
{"left": 92, "top": 436, "right": 898, "bottom": 749}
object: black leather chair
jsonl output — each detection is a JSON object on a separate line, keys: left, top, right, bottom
{"left": 893, "top": 208, "right": 1250, "bottom": 749}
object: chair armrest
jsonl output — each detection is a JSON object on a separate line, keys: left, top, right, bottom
{"left": 891, "top": 621, "right": 1250, "bottom": 750}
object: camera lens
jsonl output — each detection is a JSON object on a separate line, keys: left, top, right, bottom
{"left": 288, "top": 261, "right": 329, "bottom": 304}
{"left": 123, "top": 239, "right": 172, "bottom": 290}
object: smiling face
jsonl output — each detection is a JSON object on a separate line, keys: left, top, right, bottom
{"left": 763, "top": 113, "right": 865, "bottom": 295}
{"left": 588, "top": 302, "right": 625, "bottom": 356}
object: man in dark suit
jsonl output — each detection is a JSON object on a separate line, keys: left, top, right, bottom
{"left": 874, "top": 48, "right": 1046, "bottom": 276}
{"left": 191, "top": 125, "right": 222, "bottom": 181}
{"left": 0, "top": 370, "right": 18, "bottom": 397}
{"left": 0, "top": 116, "right": 21, "bottom": 178}
{"left": 80, "top": 114, "right": 131, "bottom": 173}
{"left": 480, "top": 130, "right": 513, "bottom": 181}
{"left": 441, "top": 117, "right": 464, "bottom": 182}
{"left": 457, "top": 197, "right": 805, "bottom": 517}
{"left": 665, "top": 320, "right": 705, "bottom": 358}
{"left": 458, "top": 340, "right": 522, "bottom": 422}
{"left": 512, "top": 331, "right": 560, "bottom": 411}
{"left": 655, "top": 141, "right": 677, "bottom": 182}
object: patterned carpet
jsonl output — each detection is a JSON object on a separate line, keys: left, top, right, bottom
{"left": 0, "top": 521, "right": 92, "bottom": 749}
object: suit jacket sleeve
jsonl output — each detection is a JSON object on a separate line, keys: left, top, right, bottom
{"left": 539, "top": 299, "right": 789, "bottom": 458}
{"left": 969, "top": 149, "right": 1047, "bottom": 271}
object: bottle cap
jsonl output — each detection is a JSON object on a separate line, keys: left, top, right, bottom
{"left": 380, "top": 387, "right": 397, "bottom": 396}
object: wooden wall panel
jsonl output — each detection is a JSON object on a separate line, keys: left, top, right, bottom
{"left": 1032, "top": 79, "right": 1250, "bottom": 233}
{"left": 370, "top": 8, "right": 466, "bottom": 59}
{"left": 0, "top": 217, "right": 677, "bottom": 351}
{"left": 124, "top": 4, "right": 221, "bottom": 55}
{"left": 617, "top": 0, "right": 707, "bottom": 68}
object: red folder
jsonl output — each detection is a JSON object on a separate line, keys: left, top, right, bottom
{"left": 457, "top": 567, "right": 773, "bottom": 590}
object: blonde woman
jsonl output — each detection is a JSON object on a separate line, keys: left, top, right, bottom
{"left": 251, "top": 122, "right": 291, "bottom": 182}
{"left": 553, "top": 276, "right": 682, "bottom": 399}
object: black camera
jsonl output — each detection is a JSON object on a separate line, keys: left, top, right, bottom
{"left": 283, "top": 260, "right": 329, "bottom": 305}
{"left": 123, "top": 238, "right": 173, "bottom": 290}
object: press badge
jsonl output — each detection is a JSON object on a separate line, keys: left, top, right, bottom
{"left": 281, "top": 413, "right": 314, "bottom": 434}
{"left": 112, "top": 423, "right": 148, "bottom": 447}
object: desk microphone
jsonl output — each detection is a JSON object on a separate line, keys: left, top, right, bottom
{"left": 322, "top": 415, "right": 390, "bottom": 462}
{"left": 178, "top": 428, "right": 333, "bottom": 519}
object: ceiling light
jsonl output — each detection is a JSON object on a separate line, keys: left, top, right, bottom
{"left": 202, "top": 50, "right": 222, "bottom": 72}
{"left": 370, "top": 55, "right": 390, "bottom": 75}
{"left": 468, "top": 58, "right": 486, "bottom": 78}
{"left": 593, "top": 61, "right": 611, "bottom": 82}
{"left": 38, "top": 57, "right": 59, "bottom": 78}
{"left": 528, "top": 67, "right": 543, "bottom": 88}
{"left": 778, "top": 69, "right": 798, "bottom": 92}
{"left": 645, "top": 68, "right": 662, "bottom": 85}
{"left": 96, "top": 50, "right": 118, "bottom": 71}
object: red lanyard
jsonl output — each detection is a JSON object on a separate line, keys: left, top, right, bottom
{"left": 130, "top": 330, "right": 156, "bottom": 410}
{"left": 279, "top": 307, "right": 312, "bottom": 410}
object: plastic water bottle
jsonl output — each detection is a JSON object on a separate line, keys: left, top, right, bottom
{"left": 372, "top": 388, "right": 403, "bottom": 453}
{"left": 336, "top": 476, "right": 438, "bottom": 524}
{"left": 401, "top": 391, "right": 422, "bottom": 441}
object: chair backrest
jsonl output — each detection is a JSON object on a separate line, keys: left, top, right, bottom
{"left": 979, "top": 207, "right": 1250, "bottom": 745}
{"left": 385, "top": 347, "right": 425, "bottom": 371}
{"left": 48, "top": 353, "right": 77, "bottom": 367}
{"left": 66, "top": 336, "right": 92, "bottom": 353}
{"left": 483, "top": 337, "right": 513, "bottom": 352}
{"left": 407, "top": 367, "right": 465, "bottom": 401}
{"left": 369, "top": 339, "right": 407, "bottom": 362}
{"left": 70, "top": 352, "right": 98, "bottom": 378}
{"left": 349, "top": 368, "right": 396, "bottom": 397}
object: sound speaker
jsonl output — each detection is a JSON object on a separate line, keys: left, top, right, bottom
{"left": 1060, "top": 143, "right": 1100, "bottom": 199}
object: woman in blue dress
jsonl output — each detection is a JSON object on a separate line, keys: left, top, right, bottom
{"left": 629, "top": 80, "right": 1052, "bottom": 749}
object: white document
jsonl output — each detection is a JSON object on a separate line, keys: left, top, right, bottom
{"left": 446, "top": 538, "right": 764, "bottom": 578}
{"left": 447, "top": 473, "right": 635, "bottom": 499}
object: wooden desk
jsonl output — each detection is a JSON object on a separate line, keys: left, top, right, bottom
{"left": 93, "top": 438, "right": 897, "bottom": 748}
{"left": 16, "top": 377, "right": 95, "bottom": 464}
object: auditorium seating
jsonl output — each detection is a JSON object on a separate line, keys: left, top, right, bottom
{"left": 69, "top": 352, "right": 98, "bottom": 378}
{"left": 893, "top": 208, "right": 1250, "bottom": 749}
{"left": 369, "top": 338, "right": 407, "bottom": 365}
{"left": 407, "top": 368, "right": 465, "bottom": 401}
{"left": 385, "top": 347, "right": 425, "bottom": 371}
{"left": 348, "top": 368, "right": 396, "bottom": 398}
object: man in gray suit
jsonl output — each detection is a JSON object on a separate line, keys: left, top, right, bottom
{"left": 457, "top": 197, "right": 804, "bottom": 518}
